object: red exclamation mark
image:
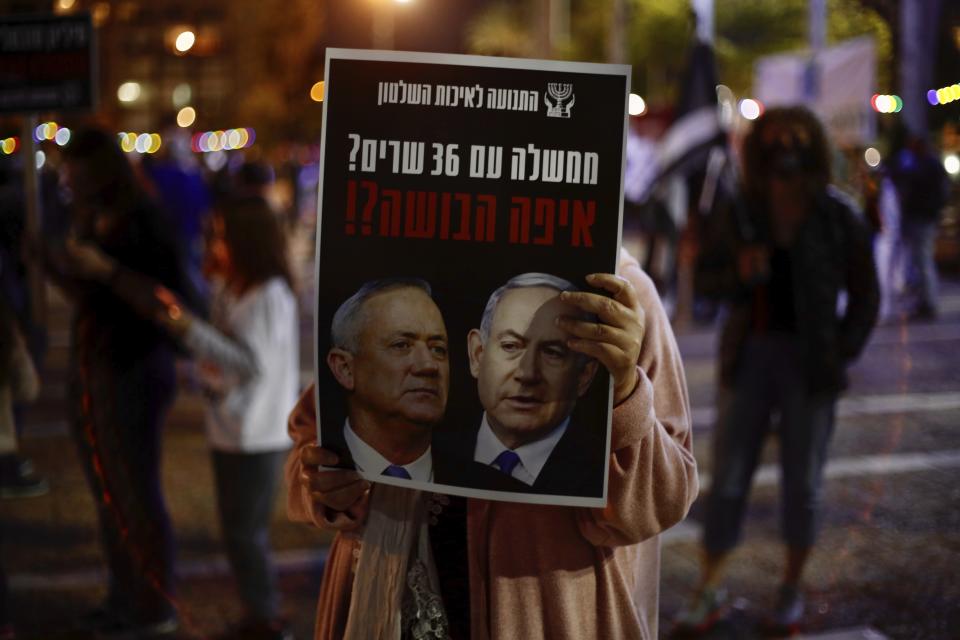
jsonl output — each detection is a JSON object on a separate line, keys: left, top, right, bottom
{"left": 360, "top": 180, "right": 378, "bottom": 236}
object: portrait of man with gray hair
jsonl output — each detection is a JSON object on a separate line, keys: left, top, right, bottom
{"left": 323, "top": 277, "right": 449, "bottom": 484}
{"left": 460, "top": 272, "right": 607, "bottom": 497}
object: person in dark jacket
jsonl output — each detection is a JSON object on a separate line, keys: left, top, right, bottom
{"left": 47, "top": 128, "right": 201, "bottom": 637}
{"left": 675, "top": 107, "right": 880, "bottom": 635}
{"left": 887, "top": 131, "right": 949, "bottom": 320}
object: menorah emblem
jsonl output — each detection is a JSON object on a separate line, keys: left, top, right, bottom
{"left": 545, "top": 83, "right": 575, "bottom": 118}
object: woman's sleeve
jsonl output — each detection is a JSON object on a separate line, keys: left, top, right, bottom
{"left": 576, "top": 249, "right": 700, "bottom": 546}
{"left": 285, "top": 385, "right": 366, "bottom": 532}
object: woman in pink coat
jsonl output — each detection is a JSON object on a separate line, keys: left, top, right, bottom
{"left": 286, "top": 249, "right": 698, "bottom": 639}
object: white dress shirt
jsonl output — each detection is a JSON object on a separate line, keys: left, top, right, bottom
{"left": 473, "top": 413, "right": 570, "bottom": 486}
{"left": 343, "top": 419, "right": 433, "bottom": 482}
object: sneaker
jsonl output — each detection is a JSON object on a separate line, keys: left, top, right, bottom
{"left": 760, "top": 584, "right": 804, "bottom": 637}
{"left": 671, "top": 587, "right": 727, "bottom": 635}
{"left": 0, "top": 456, "right": 49, "bottom": 499}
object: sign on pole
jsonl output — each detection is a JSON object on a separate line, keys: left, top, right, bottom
{"left": 0, "top": 12, "right": 96, "bottom": 114}
{"left": 754, "top": 37, "right": 876, "bottom": 147}
{"left": 314, "top": 49, "right": 630, "bottom": 507}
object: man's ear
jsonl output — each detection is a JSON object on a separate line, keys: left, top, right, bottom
{"left": 575, "top": 359, "right": 599, "bottom": 397}
{"left": 466, "top": 329, "right": 484, "bottom": 379}
{"left": 327, "top": 348, "right": 355, "bottom": 391}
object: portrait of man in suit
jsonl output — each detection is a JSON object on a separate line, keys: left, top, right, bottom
{"left": 324, "top": 278, "right": 449, "bottom": 483}
{"left": 462, "top": 272, "right": 604, "bottom": 496}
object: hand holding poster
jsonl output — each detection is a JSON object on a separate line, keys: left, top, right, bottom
{"left": 314, "top": 49, "right": 630, "bottom": 507}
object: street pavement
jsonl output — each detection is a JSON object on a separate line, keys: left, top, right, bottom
{"left": 3, "top": 243, "right": 959, "bottom": 638}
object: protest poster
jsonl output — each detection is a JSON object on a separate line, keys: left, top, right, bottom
{"left": 314, "top": 49, "right": 629, "bottom": 507}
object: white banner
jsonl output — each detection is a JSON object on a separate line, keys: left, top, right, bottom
{"left": 754, "top": 36, "right": 876, "bottom": 147}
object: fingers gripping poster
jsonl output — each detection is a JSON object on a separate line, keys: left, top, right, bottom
{"left": 314, "top": 49, "right": 630, "bottom": 507}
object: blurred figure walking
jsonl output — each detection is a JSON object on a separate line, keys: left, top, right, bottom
{"left": 68, "top": 196, "right": 299, "bottom": 640}
{"left": 46, "top": 128, "right": 201, "bottom": 638}
{"left": 676, "top": 107, "right": 879, "bottom": 636}
{"left": 887, "top": 131, "right": 950, "bottom": 320}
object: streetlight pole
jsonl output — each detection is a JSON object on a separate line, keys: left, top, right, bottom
{"left": 900, "top": 0, "right": 942, "bottom": 135}
{"left": 608, "top": 0, "right": 625, "bottom": 63}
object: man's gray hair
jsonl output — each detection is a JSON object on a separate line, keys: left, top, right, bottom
{"left": 330, "top": 277, "right": 432, "bottom": 353}
{"left": 479, "top": 272, "right": 578, "bottom": 342}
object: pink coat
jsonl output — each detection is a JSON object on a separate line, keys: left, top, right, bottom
{"left": 286, "top": 250, "right": 699, "bottom": 639}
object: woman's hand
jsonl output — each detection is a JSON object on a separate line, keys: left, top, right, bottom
{"left": 558, "top": 273, "right": 645, "bottom": 405}
{"left": 300, "top": 444, "right": 372, "bottom": 528}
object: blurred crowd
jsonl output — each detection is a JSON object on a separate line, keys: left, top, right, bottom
{"left": 1, "top": 126, "right": 308, "bottom": 640}
{"left": 623, "top": 114, "right": 955, "bottom": 329}
{"left": 0, "top": 98, "right": 955, "bottom": 640}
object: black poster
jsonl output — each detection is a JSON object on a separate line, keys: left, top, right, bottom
{"left": 0, "top": 13, "right": 96, "bottom": 114}
{"left": 314, "top": 49, "right": 629, "bottom": 507}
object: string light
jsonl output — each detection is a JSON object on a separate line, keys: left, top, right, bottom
{"left": 116, "top": 131, "right": 162, "bottom": 154}
{"left": 31, "top": 123, "right": 72, "bottom": 146}
{"left": 191, "top": 128, "right": 256, "bottom": 152}
{"left": 0, "top": 137, "right": 19, "bottom": 155}
{"left": 928, "top": 84, "right": 960, "bottom": 106}
{"left": 871, "top": 94, "right": 902, "bottom": 114}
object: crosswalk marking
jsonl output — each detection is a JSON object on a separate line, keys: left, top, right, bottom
{"left": 691, "top": 391, "right": 960, "bottom": 428}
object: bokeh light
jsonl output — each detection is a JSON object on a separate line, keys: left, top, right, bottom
{"left": 871, "top": 94, "right": 902, "bottom": 113}
{"left": 117, "top": 82, "right": 141, "bottom": 103}
{"left": 174, "top": 31, "right": 195, "bottom": 53}
{"left": 945, "top": 154, "right": 960, "bottom": 177}
{"left": 310, "top": 81, "right": 325, "bottom": 102}
{"left": 33, "top": 122, "right": 64, "bottom": 142}
{"left": 54, "top": 127, "right": 71, "bottom": 146}
{"left": 36, "top": 150, "right": 46, "bottom": 170}
{"left": 177, "top": 106, "right": 197, "bottom": 128}
{"left": 1, "top": 137, "right": 18, "bottom": 155}
{"left": 929, "top": 84, "right": 960, "bottom": 106}
{"left": 739, "top": 98, "right": 762, "bottom": 120}
{"left": 628, "top": 93, "right": 646, "bottom": 116}
{"left": 864, "top": 147, "right": 881, "bottom": 168}
{"left": 135, "top": 133, "right": 150, "bottom": 154}
{"left": 191, "top": 128, "right": 256, "bottom": 152}
{"left": 117, "top": 132, "right": 161, "bottom": 154}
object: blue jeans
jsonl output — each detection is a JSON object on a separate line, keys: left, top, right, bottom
{"left": 703, "top": 334, "right": 837, "bottom": 554}
{"left": 212, "top": 448, "right": 287, "bottom": 621}
{"left": 901, "top": 219, "right": 939, "bottom": 311}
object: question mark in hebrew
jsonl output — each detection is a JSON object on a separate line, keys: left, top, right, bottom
{"left": 348, "top": 133, "right": 360, "bottom": 171}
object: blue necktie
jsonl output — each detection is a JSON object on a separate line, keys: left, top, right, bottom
{"left": 382, "top": 464, "right": 412, "bottom": 480}
{"left": 492, "top": 450, "right": 521, "bottom": 476}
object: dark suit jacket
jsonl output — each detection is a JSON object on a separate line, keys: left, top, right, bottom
{"left": 433, "top": 417, "right": 605, "bottom": 499}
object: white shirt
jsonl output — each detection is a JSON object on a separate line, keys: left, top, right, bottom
{"left": 188, "top": 277, "right": 299, "bottom": 453}
{"left": 343, "top": 419, "right": 433, "bottom": 482}
{"left": 473, "top": 413, "right": 570, "bottom": 486}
